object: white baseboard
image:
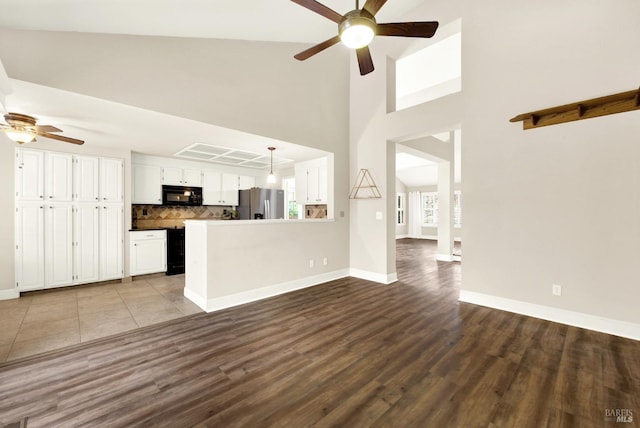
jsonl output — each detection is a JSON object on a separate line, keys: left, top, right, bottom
{"left": 459, "top": 290, "right": 640, "bottom": 341}
{"left": 183, "top": 287, "right": 207, "bottom": 312}
{"left": 0, "top": 288, "right": 19, "bottom": 301}
{"left": 199, "top": 269, "right": 350, "bottom": 313}
{"left": 349, "top": 268, "right": 398, "bottom": 284}
{"left": 395, "top": 234, "right": 409, "bottom": 239}
{"left": 436, "top": 253, "right": 454, "bottom": 262}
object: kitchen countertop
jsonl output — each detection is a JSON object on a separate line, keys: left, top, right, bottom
{"left": 129, "top": 227, "right": 185, "bottom": 232}
{"left": 184, "top": 218, "right": 334, "bottom": 227}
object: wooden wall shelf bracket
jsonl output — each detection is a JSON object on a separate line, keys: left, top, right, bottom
{"left": 510, "top": 86, "right": 640, "bottom": 130}
{"left": 349, "top": 169, "right": 382, "bottom": 199}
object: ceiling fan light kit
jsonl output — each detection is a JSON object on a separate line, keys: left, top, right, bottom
{"left": 5, "top": 128, "right": 36, "bottom": 144}
{"left": 1, "top": 112, "right": 84, "bottom": 145}
{"left": 339, "top": 11, "right": 376, "bottom": 49}
{"left": 291, "top": 0, "right": 439, "bottom": 75}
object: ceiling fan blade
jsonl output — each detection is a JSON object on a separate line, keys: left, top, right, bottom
{"left": 376, "top": 21, "right": 439, "bottom": 38}
{"left": 290, "top": 0, "right": 343, "bottom": 24}
{"left": 356, "top": 46, "right": 375, "bottom": 76}
{"left": 36, "top": 124, "right": 63, "bottom": 133}
{"left": 362, "top": 0, "right": 387, "bottom": 17}
{"left": 294, "top": 35, "right": 341, "bottom": 61}
{"left": 37, "top": 131, "right": 84, "bottom": 145}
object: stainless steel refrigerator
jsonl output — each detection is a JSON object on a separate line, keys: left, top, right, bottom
{"left": 238, "top": 188, "right": 285, "bottom": 220}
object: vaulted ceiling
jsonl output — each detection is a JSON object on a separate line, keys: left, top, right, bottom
{"left": 0, "top": 0, "right": 430, "bottom": 167}
{"left": 0, "top": 0, "right": 426, "bottom": 43}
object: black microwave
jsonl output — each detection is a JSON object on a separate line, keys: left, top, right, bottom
{"left": 162, "top": 185, "right": 203, "bottom": 206}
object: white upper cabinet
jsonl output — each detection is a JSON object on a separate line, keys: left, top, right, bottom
{"left": 74, "top": 155, "right": 100, "bottom": 202}
{"left": 162, "top": 166, "right": 183, "bottom": 185}
{"left": 183, "top": 168, "right": 203, "bottom": 186}
{"left": 16, "top": 149, "right": 44, "bottom": 201}
{"left": 203, "top": 171, "right": 239, "bottom": 206}
{"left": 15, "top": 149, "right": 74, "bottom": 203}
{"left": 295, "top": 157, "right": 328, "bottom": 204}
{"left": 162, "top": 167, "right": 202, "bottom": 186}
{"left": 100, "top": 158, "right": 124, "bottom": 202}
{"left": 202, "top": 171, "right": 222, "bottom": 205}
{"left": 133, "top": 164, "right": 162, "bottom": 204}
{"left": 239, "top": 175, "right": 256, "bottom": 190}
{"left": 45, "top": 152, "right": 74, "bottom": 202}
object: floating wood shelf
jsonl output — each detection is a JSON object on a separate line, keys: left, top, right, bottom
{"left": 349, "top": 169, "right": 382, "bottom": 199}
{"left": 510, "top": 87, "right": 640, "bottom": 130}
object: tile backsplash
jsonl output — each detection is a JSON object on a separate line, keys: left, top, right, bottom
{"left": 132, "top": 205, "right": 231, "bottom": 229}
{"left": 304, "top": 204, "right": 328, "bottom": 219}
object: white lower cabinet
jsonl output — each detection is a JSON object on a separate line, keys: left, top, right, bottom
{"left": 45, "top": 204, "right": 74, "bottom": 288}
{"left": 130, "top": 230, "right": 167, "bottom": 275}
{"left": 100, "top": 204, "right": 124, "bottom": 280}
{"left": 74, "top": 204, "right": 101, "bottom": 284}
{"left": 15, "top": 202, "right": 124, "bottom": 291}
{"left": 15, "top": 203, "right": 45, "bottom": 291}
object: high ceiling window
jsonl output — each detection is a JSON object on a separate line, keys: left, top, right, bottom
{"left": 395, "top": 32, "right": 461, "bottom": 111}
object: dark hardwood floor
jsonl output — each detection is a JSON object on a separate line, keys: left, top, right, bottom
{"left": 0, "top": 239, "right": 638, "bottom": 427}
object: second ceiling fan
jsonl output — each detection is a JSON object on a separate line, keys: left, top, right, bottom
{"left": 292, "top": 0, "right": 439, "bottom": 75}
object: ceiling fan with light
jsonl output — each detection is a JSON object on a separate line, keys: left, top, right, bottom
{"left": 291, "top": 0, "right": 439, "bottom": 75}
{"left": 1, "top": 112, "right": 84, "bottom": 145}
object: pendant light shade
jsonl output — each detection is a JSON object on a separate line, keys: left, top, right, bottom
{"left": 267, "top": 146, "right": 276, "bottom": 183}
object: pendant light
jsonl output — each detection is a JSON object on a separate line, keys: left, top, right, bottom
{"left": 267, "top": 146, "right": 276, "bottom": 184}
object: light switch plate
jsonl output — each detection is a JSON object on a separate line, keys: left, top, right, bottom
{"left": 375, "top": 211, "right": 383, "bottom": 220}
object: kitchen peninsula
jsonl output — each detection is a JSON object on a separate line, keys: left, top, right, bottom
{"left": 183, "top": 218, "right": 348, "bottom": 312}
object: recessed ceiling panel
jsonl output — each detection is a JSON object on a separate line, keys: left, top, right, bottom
{"left": 175, "top": 143, "right": 292, "bottom": 169}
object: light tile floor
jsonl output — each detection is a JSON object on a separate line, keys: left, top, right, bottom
{"left": 0, "top": 274, "right": 203, "bottom": 363}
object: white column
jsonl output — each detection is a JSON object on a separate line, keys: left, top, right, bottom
{"left": 437, "top": 159, "right": 454, "bottom": 262}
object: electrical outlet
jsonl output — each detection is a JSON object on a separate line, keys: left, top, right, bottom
{"left": 309, "top": 259, "right": 314, "bottom": 268}
{"left": 552, "top": 284, "right": 562, "bottom": 296}
{"left": 323, "top": 257, "right": 328, "bottom": 266}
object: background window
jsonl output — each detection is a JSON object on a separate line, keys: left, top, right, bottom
{"left": 397, "top": 193, "right": 406, "bottom": 225}
{"left": 421, "top": 191, "right": 462, "bottom": 227}
{"left": 421, "top": 192, "right": 438, "bottom": 226}
{"left": 395, "top": 31, "right": 462, "bottom": 111}
{"left": 283, "top": 177, "right": 298, "bottom": 219}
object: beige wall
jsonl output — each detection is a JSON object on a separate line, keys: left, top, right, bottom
{"left": 351, "top": 0, "right": 640, "bottom": 328}
{"left": 461, "top": 0, "right": 640, "bottom": 324}
{"left": 186, "top": 220, "right": 349, "bottom": 311}
{"left": 0, "top": 134, "right": 16, "bottom": 293}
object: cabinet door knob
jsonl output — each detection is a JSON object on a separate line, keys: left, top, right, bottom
{"left": 49, "top": 196, "right": 53, "bottom": 199}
